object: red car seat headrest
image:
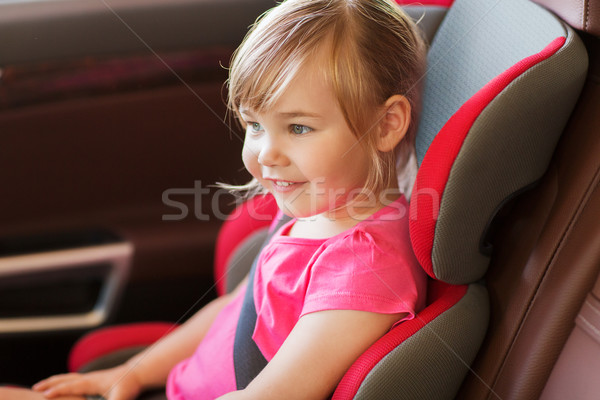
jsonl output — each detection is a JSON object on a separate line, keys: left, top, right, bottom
{"left": 214, "top": 194, "right": 279, "bottom": 296}
{"left": 409, "top": 0, "right": 588, "bottom": 284}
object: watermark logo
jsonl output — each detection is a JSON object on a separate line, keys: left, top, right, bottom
{"left": 162, "top": 180, "right": 440, "bottom": 222}
{"left": 162, "top": 181, "right": 211, "bottom": 221}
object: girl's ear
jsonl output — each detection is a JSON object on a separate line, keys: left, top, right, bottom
{"left": 377, "top": 95, "right": 411, "bottom": 153}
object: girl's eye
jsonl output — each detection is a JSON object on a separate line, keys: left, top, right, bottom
{"left": 248, "top": 122, "right": 263, "bottom": 133}
{"left": 291, "top": 124, "right": 312, "bottom": 135}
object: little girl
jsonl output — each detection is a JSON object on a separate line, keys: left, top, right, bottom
{"left": 3, "top": 0, "right": 427, "bottom": 398}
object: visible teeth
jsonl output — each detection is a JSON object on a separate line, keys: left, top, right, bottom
{"left": 275, "top": 181, "right": 293, "bottom": 187}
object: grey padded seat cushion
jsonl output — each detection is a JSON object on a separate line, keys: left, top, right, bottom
{"left": 417, "top": 0, "right": 568, "bottom": 159}
{"left": 350, "top": 284, "right": 488, "bottom": 400}
{"left": 411, "top": 0, "right": 588, "bottom": 284}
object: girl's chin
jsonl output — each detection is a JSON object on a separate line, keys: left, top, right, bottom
{"left": 273, "top": 199, "right": 337, "bottom": 220}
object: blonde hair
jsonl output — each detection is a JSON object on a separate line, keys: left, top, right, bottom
{"left": 227, "top": 0, "right": 426, "bottom": 199}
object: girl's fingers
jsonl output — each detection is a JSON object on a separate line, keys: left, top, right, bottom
{"left": 51, "top": 381, "right": 93, "bottom": 397}
{"left": 33, "top": 374, "right": 82, "bottom": 391}
{"left": 35, "top": 376, "right": 96, "bottom": 398}
{"left": 32, "top": 367, "right": 134, "bottom": 400}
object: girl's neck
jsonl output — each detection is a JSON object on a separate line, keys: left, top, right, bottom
{"left": 287, "top": 191, "right": 401, "bottom": 239}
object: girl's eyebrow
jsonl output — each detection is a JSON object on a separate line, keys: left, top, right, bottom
{"left": 239, "top": 108, "right": 323, "bottom": 119}
{"left": 277, "top": 111, "right": 323, "bottom": 119}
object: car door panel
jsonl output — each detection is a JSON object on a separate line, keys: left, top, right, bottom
{"left": 0, "top": 0, "right": 275, "bottom": 384}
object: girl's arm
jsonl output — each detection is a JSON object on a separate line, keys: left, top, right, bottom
{"left": 35, "top": 277, "right": 247, "bottom": 400}
{"left": 219, "top": 308, "right": 406, "bottom": 400}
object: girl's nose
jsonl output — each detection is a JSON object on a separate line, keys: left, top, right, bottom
{"left": 257, "top": 135, "right": 288, "bottom": 167}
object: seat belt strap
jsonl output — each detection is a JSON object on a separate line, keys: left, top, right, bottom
{"left": 233, "top": 213, "right": 291, "bottom": 390}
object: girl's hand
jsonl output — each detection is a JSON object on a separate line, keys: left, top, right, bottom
{"left": 32, "top": 364, "right": 142, "bottom": 400}
{"left": 0, "top": 387, "right": 81, "bottom": 400}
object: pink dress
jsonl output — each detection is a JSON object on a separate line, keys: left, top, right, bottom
{"left": 166, "top": 196, "right": 427, "bottom": 399}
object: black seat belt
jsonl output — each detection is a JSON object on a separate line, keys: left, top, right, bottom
{"left": 233, "top": 213, "right": 291, "bottom": 390}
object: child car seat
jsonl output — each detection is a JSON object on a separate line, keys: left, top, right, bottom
{"left": 67, "top": 0, "right": 588, "bottom": 398}
{"left": 334, "top": 0, "right": 586, "bottom": 397}
{"left": 457, "top": 0, "right": 600, "bottom": 397}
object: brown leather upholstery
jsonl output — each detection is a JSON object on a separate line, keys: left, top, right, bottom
{"left": 533, "top": 0, "right": 600, "bottom": 36}
{"left": 540, "top": 272, "right": 600, "bottom": 399}
{"left": 457, "top": 32, "right": 600, "bottom": 399}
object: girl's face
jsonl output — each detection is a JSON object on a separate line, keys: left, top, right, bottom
{"left": 240, "top": 60, "right": 375, "bottom": 220}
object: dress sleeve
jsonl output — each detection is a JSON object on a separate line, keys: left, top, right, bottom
{"left": 301, "top": 228, "right": 425, "bottom": 322}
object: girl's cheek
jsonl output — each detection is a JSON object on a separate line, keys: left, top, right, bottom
{"left": 242, "top": 142, "right": 261, "bottom": 178}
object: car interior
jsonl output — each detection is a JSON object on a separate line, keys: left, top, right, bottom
{"left": 0, "top": 0, "right": 598, "bottom": 398}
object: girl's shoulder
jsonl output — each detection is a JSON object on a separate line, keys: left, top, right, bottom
{"left": 319, "top": 195, "right": 414, "bottom": 263}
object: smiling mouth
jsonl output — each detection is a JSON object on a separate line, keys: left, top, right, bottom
{"left": 274, "top": 181, "right": 294, "bottom": 187}
{"left": 267, "top": 179, "right": 304, "bottom": 191}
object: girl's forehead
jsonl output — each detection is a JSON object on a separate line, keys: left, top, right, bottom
{"left": 240, "top": 54, "right": 335, "bottom": 114}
